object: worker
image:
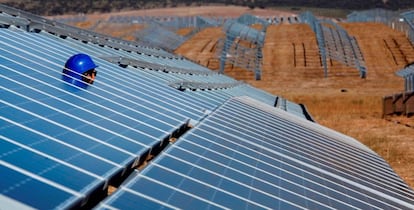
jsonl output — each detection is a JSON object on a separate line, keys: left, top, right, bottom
{"left": 62, "top": 53, "right": 98, "bottom": 88}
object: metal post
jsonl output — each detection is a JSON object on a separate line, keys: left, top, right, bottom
{"left": 219, "top": 35, "right": 235, "bottom": 74}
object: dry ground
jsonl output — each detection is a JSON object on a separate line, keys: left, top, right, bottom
{"left": 62, "top": 6, "right": 414, "bottom": 188}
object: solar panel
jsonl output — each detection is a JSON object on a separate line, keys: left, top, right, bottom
{"left": 0, "top": 24, "right": 209, "bottom": 208}
{"left": 396, "top": 65, "right": 414, "bottom": 77}
{"left": 97, "top": 97, "right": 414, "bottom": 209}
{"left": 2, "top": 5, "right": 412, "bottom": 209}
{"left": 0, "top": 29, "right": 211, "bottom": 121}
{"left": 0, "top": 138, "right": 106, "bottom": 209}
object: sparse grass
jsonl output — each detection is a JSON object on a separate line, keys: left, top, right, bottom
{"left": 74, "top": 21, "right": 93, "bottom": 28}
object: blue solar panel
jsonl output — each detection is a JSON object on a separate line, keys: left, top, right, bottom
{"left": 0, "top": 139, "right": 104, "bottom": 193}
{"left": 0, "top": 21, "right": 212, "bottom": 208}
{"left": 2, "top": 6, "right": 413, "bottom": 209}
{"left": 1, "top": 74, "right": 153, "bottom": 159}
{"left": 2, "top": 37, "right": 207, "bottom": 121}
{"left": 97, "top": 184, "right": 176, "bottom": 209}
{"left": 0, "top": 164, "right": 80, "bottom": 209}
{"left": 97, "top": 97, "right": 414, "bottom": 209}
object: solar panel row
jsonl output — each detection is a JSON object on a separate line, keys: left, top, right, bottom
{"left": 0, "top": 8, "right": 310, "bottom": 208}
{"left": 97, "top": 97, "right": 414, "bottom": 209}
{"left": 0, "top": 28, "right": 199, "bottom": 208}
{"left": 2, "top": 5, "right": 413, "bottom": 210}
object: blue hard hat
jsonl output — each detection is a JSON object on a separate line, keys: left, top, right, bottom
{"left": 62, "top": 53, "right": 98, "bottom": 87}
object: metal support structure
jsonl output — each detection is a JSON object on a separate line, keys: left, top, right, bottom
{"left": 133, "top": 16, "right": 221, "bottom": 52}
{"left": 300, "top": 12, "right": 328, "bottom": 77}
{"left": 135, "top": 24, "right": 186, "bottom": 51}
{"left": 347, "top": 9, "right": 398, "bottom": 24}
{"left": 401, "top": 10, "right": 414, "bottom": 45}
{"left": 236, "top": 14, "right": 269, "bottom": 32}
{"left": 196, "top": 16, "right": 220, "bottom": 28}
{"left": 350, "top": 36, "right": 367, "bottom": 78}
{"left": 219, "top": 34, "right": 236, "bottom": 74}
{"left": 218, "top": 19, "right": 266, "bottom": 80}
{"left": 321, "top": 19, "right": 367, "bottom": 78}
{"left": 396, "top": 64, "right": 414, "bottom": 92}
{"left": 255, "top": 45, "right": 263, "bottom": 80}
{"left": 347, "top": 9, "right": 414, "bottom": 47}
{"left": 300, "top": 12, "right": 366, "bottom": 78}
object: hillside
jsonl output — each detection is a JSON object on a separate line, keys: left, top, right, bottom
{"left": 1, "top": 0, "right": 414, "bottom": 16}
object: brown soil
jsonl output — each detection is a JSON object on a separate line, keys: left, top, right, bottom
{"left": 60, "top": 6, "right": 414, "bottom": 188}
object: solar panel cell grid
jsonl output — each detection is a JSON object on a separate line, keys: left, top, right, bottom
{"left": 218, "top": 100, "right": 411, "bottom": 197}
{"left": 0, "top": 29, "right": 282, "bottom": 121}
{"left": 1, "top": 88, "right": 151, "bottom": 153}
{"left": 182, "top": 134, "right": 405, "bottom": 209}
{"left": 241, "top": 103, "right": 405, "bottom": 177}
{"left": 0, "top": 118, "right": 122, "bottom": 175}
{"left": 0, "top": 164, "right": 80, "bottom": 209}
{"left": 134, "top": 70, "right": 217, "bottom": 110}
{"left": 100, "top": 97, "right": 414, "bottom": 209}
{"left": 93, "top": 73, "right": 207, "bottom": 122}
{"left": 129, "top": 176, "right": 218, "bottom": 209}
{"left": 0, "top": 23, "right": 219, "bottom": 209}
{"left": 2, "top": 6, "right": 414, "bottom": 209}
{"left": 0, "top": 33, "right": 206, "bottom": 126}
{"left": 99, "top": 190, "right": 176, "bottom": 210}
{"left": 0, "top": 139, "right": 104, "bottom": 192}
{"left": 0, "top": 101, "right": 135, "bottom": 166}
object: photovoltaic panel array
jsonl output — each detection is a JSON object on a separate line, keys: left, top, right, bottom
{"left": 97, "top": 97, "right": 414, "bottom": 209}
{"left": 0, "top": 5, "right": 314, "bottom": 209}
{"left": 0, "top": 28, "right": 204, "bottom": 208}
{"left": 96, "top": 50, "right": 306, "bottom": 118}
{"left": 1, "top": 4, "right": 413, "bottom": 209}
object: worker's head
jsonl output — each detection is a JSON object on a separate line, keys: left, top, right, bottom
{"left": 62, "top": 53, "right": 98, "bottom": 87}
